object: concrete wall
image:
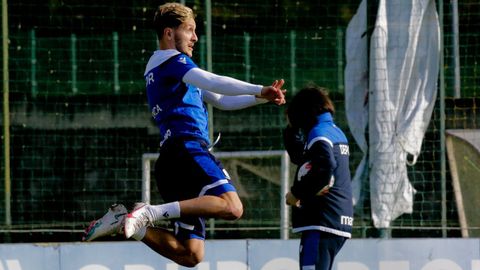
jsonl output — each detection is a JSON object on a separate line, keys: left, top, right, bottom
{"left": 0, "top": 239, "right": 479, "bottom": 270}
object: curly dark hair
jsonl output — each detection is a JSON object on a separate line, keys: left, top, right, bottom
{"left": 287, "top": 85, "right": 335, "bottom": 130}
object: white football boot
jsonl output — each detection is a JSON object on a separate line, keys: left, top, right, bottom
{"left": 83, "top": 203, "right": 127, "bottom": 241}
{"left": 124, "top": 202, "right": 154, "bottom": 239}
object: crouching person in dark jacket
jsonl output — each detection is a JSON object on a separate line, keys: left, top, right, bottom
{"left": 284, "top": 85, "right": 353, "bottom": 270}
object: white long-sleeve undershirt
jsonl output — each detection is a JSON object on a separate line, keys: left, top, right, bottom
{"left": 183, "top": 67, "right": 262, "bottom": 96}
{"left": 202, "top": 91, "right": 267, "bottom": 110}
{"left": 183, "top": 67, "right": 267, "bottom": 110}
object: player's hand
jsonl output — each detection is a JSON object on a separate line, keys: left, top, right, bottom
{"left": 285, "top": 191, "right": 301, "bottom": 208}
{"left": 258, "top": 79, "right": 286, "bottom": 105}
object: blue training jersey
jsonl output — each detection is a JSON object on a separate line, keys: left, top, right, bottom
{"left": 144, "top": 49, "right": 210, "bottom": 145}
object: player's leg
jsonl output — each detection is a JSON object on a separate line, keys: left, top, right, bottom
{"left": 316, "top": 232, "right": 346, "bottom": 270}
{"left": 177, "top": 191, "right": 243, "bottom": 220}
{"left": 134, "top": 214, "right": 207, "bottom": 267}
{"left": 125, "top": 138, "right": 243, "bottom": 238}
{"left": 171, "top": 139, "right": 243, "bottom": 220}
{"left": 299, "top": 230, "right": 321, "bottom": 270}
{"left": 125, "top": 138, "right": 243, "bottom": 266}
{"left": 124, "top": 191, "right": 243, "bottom": 238}
{"left": 141, "top": 226, "right": 205, "bottom": 268}
{"left": 300, "top": 230, "right": 346, "bottom": 270}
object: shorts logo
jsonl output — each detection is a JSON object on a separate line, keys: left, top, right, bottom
{"left": 163, "top": 211, "right": 169, "bottom": 218}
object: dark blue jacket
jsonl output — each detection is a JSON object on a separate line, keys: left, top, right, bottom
{"left": 284, "top": 112, "right": 353, "bottom": 238}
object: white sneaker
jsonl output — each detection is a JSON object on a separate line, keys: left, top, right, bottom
{"left": 124, "top": 202, "right": 153, "bottom": 239}
{"left": 82, "top": 203, "right": 127, "bottom": 242}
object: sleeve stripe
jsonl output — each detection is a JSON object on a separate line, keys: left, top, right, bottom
{"left": 307, "top": 136, "right": 333, "bottom": 149}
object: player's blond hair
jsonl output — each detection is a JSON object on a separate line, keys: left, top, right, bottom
{"left": 154, "top": 3, "right": 195, "bottom": 39}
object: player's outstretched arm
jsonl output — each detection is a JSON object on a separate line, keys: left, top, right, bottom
{"left": 183, "top": 68, "right": 263, "bottom": 96}
{"left": 197, "top": 74, "right": 286, "bottom": 110}
{"left": 184, "top": 68, "right": 287, "bottom": 104}
{"left": 256, "top": 79, "right": 287, "bottom": 105}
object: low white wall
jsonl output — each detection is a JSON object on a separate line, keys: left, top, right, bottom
{"left": 0, "top": 239, "right": 479, "bottom": 270}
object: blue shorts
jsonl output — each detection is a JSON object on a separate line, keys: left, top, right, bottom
{"left": 299, "top": 230, "right": 347, "bottom": 270}
{"left": 154, "top": 137, "right": 237, "bottom": 240}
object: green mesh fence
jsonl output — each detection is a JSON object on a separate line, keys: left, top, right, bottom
{"left": 1, "top": 0, "right": 480, "bottom": 242}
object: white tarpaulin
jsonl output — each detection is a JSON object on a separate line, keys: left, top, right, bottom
{"left": 345, "top": 0, "right": 369, "bottom": 210}
{"left": 345, "top": 0, "right": 440, "bottom": 228}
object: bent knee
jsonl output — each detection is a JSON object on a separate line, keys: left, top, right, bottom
{"left": 225, "top": 203, "right": 243, "bottom": 220}
{"left": 181, "top": 257, "right": 202, "bottom": 268}
{"left": 179, "top": 250, "right": 204, "bottom": 268}
{"left": 219, "top": 192, "right": 243, "bottom": 220}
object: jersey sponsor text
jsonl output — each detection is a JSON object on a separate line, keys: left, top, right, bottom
{"left": 340, "top": 215, "right": 353, "bottom": 226}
